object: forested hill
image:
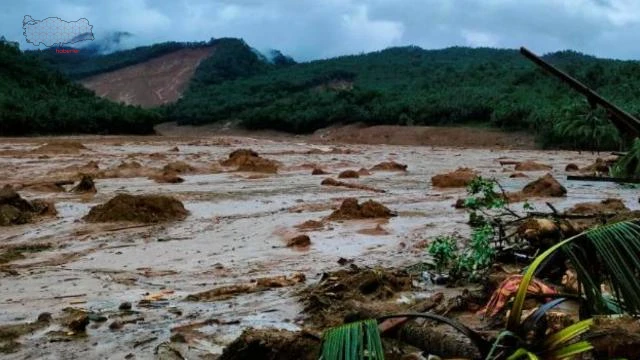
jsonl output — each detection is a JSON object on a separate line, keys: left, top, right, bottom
{"left": 0, "top": 42, "right": 161, "bottom": 135}
{"left": 166, "top": 45, "right": 640, "bottom": 149}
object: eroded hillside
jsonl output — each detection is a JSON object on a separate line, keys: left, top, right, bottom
{"left": 80, "top": 46, "right": 215, "bottom": 108}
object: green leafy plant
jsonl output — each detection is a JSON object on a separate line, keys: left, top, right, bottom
{"left": 610, "top": 138, "right": 640, "bottom": 178}
{"left": 457, "top": 224, "right": 496, "bottom": 280}
{"left": 320, "top": 319, "right": 384, "bottom": 360}
{"left": 427, "top": 235, "right": 459, "bottom": 273}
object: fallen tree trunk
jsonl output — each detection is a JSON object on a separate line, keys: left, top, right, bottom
{"left": 397, "top": 322, "right": 482, "bottom": 359}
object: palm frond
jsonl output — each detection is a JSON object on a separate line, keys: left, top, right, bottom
{"left": 507, "top": 220, "right": 640, "bottom": 330}
{"left": 320, "top": 319, "right": 384, "bottom": 360}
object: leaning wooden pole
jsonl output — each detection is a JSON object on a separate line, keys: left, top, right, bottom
{"left": 520, "top": 47, "right": 640, "bottom": 138}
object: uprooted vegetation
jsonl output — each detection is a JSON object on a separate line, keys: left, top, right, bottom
{"left": 0, "top": 186, "right": 57, "bottom": 226}
{"left": 327, "top": 198, "right": 396, "bottom": 220}
{"left": 83, "top": 194, "right": 188, "bottom": 223}
{"left": 221, "top": 149, "right": 279, "bottom": 173}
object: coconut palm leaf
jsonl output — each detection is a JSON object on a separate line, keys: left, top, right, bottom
{"left": 507, "top": 220, "right": 640, "bottom": 331}
{"left": 320, "top": 319, "right": 384, "bottom": 360}
{"left": 611, "top": 138, "right": 640, "bottom": 178}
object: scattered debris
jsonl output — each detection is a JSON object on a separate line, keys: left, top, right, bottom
{"left": 287, "top": 234, "right": 311, "bottom": 248}
{"left": 31, "top": 141, "right": 88, "bottom": 154}
{"left": 219, "top": 329, "right": 320, "bottom": 360}
{"left": 311, "top": 168, "right": 329, "bottom": 175}
{"left": 151, "top": 171, "right": 185, "bottom": 184}
{"left": 186, "top": 273, "right": 306, "bottom": 301}
{"left": 163, "top": 161, "right": 195, "bottom": 174}
{"left": 295, "top": 220, "right": 324, "bottom": 230}
{"left": 565, "top": 163, "right": 579, "bottom": 172}
{"left": 320, "top": 178, "right": 386, "bottom": 193}
{"left": 479, "top": 275, "right": 556, "bottom": 317}
{"left": 328, "top": 198, "right": 396, "bottom": 220}
{"left": 514, "top": 161, "right": 552, "bottom": 171}
{"left": 21, "top": 182, "right": 66, "bottom": 193}
{"left": 431, "top": 167, "right": 477, "bottom": 188}
{"left": 83, "top": 194, "right": 188, "bottom": 223}
{"left": 71, "top": 175, "right": 97, "bottom": 193}
{"left": 221, "top": 149, "right": 279, "bottom": 173}
{"left": 370, "top": 161, "right": 407, "bottom": 171}
{"left": 517, "top": 218, "right": 563, "bottom": 249}
{"left": 169, "top": 146, "right": 180, "bottom": 152}
{"left": 581, "top": 157, "right": 615, "bottom": 174}
{"left": 338, "top": 170, "right": 360, "bottom": 179}
{"left": 0, "top": 186, "right": 57, "bottom": 226}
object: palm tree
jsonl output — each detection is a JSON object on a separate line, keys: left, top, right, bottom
{"left": 553, "top": 100, "right": 621, "bottom": 152}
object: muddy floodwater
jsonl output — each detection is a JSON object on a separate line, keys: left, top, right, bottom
{"left": 0, "top": 135, "right": 637, "bottom": 359}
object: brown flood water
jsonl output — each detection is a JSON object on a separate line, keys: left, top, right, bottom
{"left": 0, "top": 134, "right": 636, "bottom": 359}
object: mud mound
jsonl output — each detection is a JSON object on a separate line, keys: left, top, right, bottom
{"left": 311, "top": 168, "right": 328, "bottom": 175}
{"left": 431, "top": 167, "right": 477, "bottom": 188}
{"left": 295, "top": 220, "right": 324, "bottom": 230}
{"left": 0, "top": 186, "right": 57, "bottom": 226}
{"left": 287, "top": 235, "right": 311, "bottom": 248}
{"left": 221, "top": 149, "right": 278, "bottom": 173}
{"left": 509, "top": 172, "right": 528, "bottom": 178}
{"left": 219, "top": 329, "right": 320, "bottom": 360}
{"left": 22, "top": 182, "right": 66, "bottom": 193}
{"left": 370, "top": 161, "right": 408, "bottom": 171}
{"left": 299, "top": 267, "right": 413, "bottom": 327}
{"left": 566, "top": 198, "right": 628, "bottom": 215}
{"left": 565, "top": 163, "right": 579, "bottom": 172}
{"left": 163, "top": 161, "right": 195, "bottom": 174}
{"left": 148, "top": 153, "right": 167, "bottom": 160}
{"left": 71, "top": 175, "right": 96, "bottom": 193}
{"left": 328, "top": 198, "right": 396, "bottom": 220}
{"left": 581, "top": 157, "right": 615, "bottom": 173}
{"left": 514, "top": 161, "right": 552, "bottom": 171}
{"left": 321, "top": 178, "right": 386, "bottom": 193}
{"left": 58, "top": 161, "right": 100, "bottom": 176}
{"left": 31, "top": 141, "right": 87, "bottom": 154}
{"left": 522, "top": 174, "right": 567, "bottom": 197}
{"left": 338, "top": 170, "right": 359, "bottom": 179}
{"left": 151, "top": 171, "right": 184, "bottom": 184}
{"left": 100, "top": 161, "right": 157, "bottom": 179}
{"left": 83, "top": 194, "right": 188, "bottom": 223}
{"left": 357, "top": 168, "right": 371, "bottom": 176}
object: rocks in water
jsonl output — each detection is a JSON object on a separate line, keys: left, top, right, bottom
{"left": 163, "top": 161, "right": 195, "bottom": 174}
{"left": 0, "top": 186, "right": 57, "bottom": 226}
{"left": 119, "top": 302, "right": 132, "bottom": 311}
{"left": 565, "top": 198, "right": 628, "bottom": 215}
{"left": 565, "top": 163, "right": 579, "bottom": 172}
{"left": 522, "top": 174, "right": 567, "bottom": 197}
{"left": 151, "top": 171, "right": 185, "bottom": 184}
{"left": 311, "top": 168, "right": 329, "bottom": 175}
{"left": 328, "top": 198, "right": 396, "bottom": 220}
{"left": 287, "top": 235, "right": 311, "bottom": 248}
{"left": 71, "top": 175, "right": 97, "bottom": 193}
{"left": 431, "top": 167, "right": 477, "bottom": 188}
{"left": 514, "top": 161, "right": 552, "bottom": 171}
{"left": 357, "top": 168, "right": 371, "bottom": 176}
{"left": 370, "top": 161, "right": 407, "bottom": 171}
{"left": 221, "top": 149, "right": 279, "bottom": 173}
{"left": 338, "top": 170, "right": 360, "bottom": 179}
{"left": 83, "top": 194, "right": 188, "bottom": 223}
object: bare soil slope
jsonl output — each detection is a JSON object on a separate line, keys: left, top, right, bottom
{"left": 80, "top": 47, "right": 215, "bottom": 108}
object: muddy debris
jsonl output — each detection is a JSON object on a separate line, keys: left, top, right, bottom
{"left": 221, "top": 149, "right": 279, "bottom": 173}
{"left": 0, "top": 314, "right": 52, "bottom": 354}
{"left": 514, "top": 160, "right": 553, "bottom": 171}
{"left": 83, "top": 194, "right": 188, "bottom": 223}
{"left": 151, "top": 170, "right": 185, "bottom": 184}
{"left": 31, "top": 141, "right": 88, "bottom": 154}
{"left": 431, "top": 167, "right": 477, "bottom": 188}
{"left": 119, "top": 302, "right": 132, "bottom": 311}
{"left": 566, "top": 198, "right": 628, "bottom": 215}
{"left": 299, "top": 266, "right": 413, "bottom": 327}
{"left": 163, "top": 161, "right": 195, "bottom": 174}
{"left": 357, "top": 224, "right": 390, "bottom": 236}
{"left": 357, "top": 168, "right": 372, "bottom": 176}
{"left": 71, "top": 175, "right": 97, "bottom": 193}
{"left": 149, "top": 152, "right": 167, "bottom": 160}
{"left": 328, "top": 198, "right": 396, "bottom": 220}
{"left": 509, "top": 172, "right": 528, "bottom": 178}
{"left": 169, "top": 146, "right": 180, "bottom": 152}
{"left": 61, "top": 308, "right": 90, "bottom": 333}
{"left": 320, "top": 178, "right": 386, "bottom": 193}
{"left": 0, "top": 242, "right": 52, "bottom": 265}
{"left": 219, "top": 328, "right": 320, "bottom": 360}
{"left": 185, "top": 273, "right": 306, "bottom": 301}
{"left": 21, "top": 182, "right": 66, "bottom": 193}
{"left": 311, "top": 168, "right": 329, "bottom": 175}
{"left": 295, "top": 220, "right": 324, "bottom": 230}
{"left": 338, "top": 169, "right": 360, "bottom": 179}
{"left": 581, "top": 157, "right": 616, "bottom": 174}
{"left": 517, "top": 218, "right": 563, "bottom": 249}
{"left": 508, "top": 174, "right": 567, "bottom": 201}
{"left": 287, "top": 234, "right": 311, "bottom": 248}
{"left": 565, "top": 163, "right": 579, "bottom": 172}
{"left": 370, "top": 161, "right": 408, "bottom": 171}
{"left": 0, "top": 186, "right": 57, "bottom": 226}
{"left": 589, "top": 316, "right": 640, "bottom": 359}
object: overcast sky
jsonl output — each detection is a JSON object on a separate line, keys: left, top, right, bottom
{"left": 4, "top": 0, "right": 640, "bottom": 61}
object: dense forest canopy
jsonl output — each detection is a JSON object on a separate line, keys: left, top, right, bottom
{"left": 166, "top": 45, "right": 639, "bottom": 149}
{"left": 2, "top": 35, "right": 640, "bottom": 149}
{"left": 0, "top": 42, "right": 161, "bottom": 135}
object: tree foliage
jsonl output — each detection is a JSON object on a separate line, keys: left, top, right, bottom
{"left": 0, "top": 43, "right": 161, "bottom": 135}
